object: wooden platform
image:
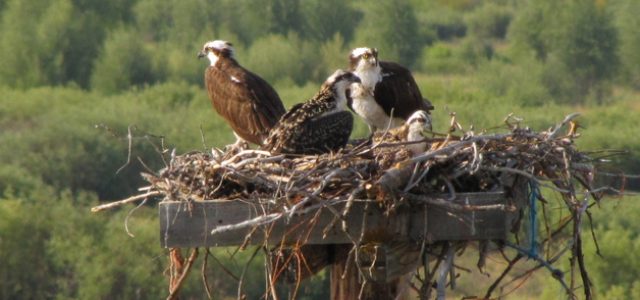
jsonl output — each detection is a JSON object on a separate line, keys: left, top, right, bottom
{"left": 159, "top": 191, "right": 518, "bottom": 248}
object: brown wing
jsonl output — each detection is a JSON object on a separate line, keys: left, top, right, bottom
{"left": 374, "top": 61, "right": 433, "bottom": 120}
{"left": 264, "top": 89, "right": 352, "bottom": 155}
{"left": 266, "top": 110, "right": 353, "bottom": 155}
{"left": 284, "top": 111, "right": 353, "bottom": 154}
{"left": 205, "top": 59, "right": 286, "bottom": 145}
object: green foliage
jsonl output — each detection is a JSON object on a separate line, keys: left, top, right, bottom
{"left": 419, "top": 42, "right": 470, "bottom": 74}
{"left": 613, "top": 0, "right": 640, "bottom": 89}
{"left": 300, "top": 0, "right": 361, "bottom": 42}
{"left": 558, "top": 0, "right": 618, "bottom": 103}
{"left": 0, "top": 0, "right": 72, "bottom": 88}
{"left": 351, "top": 0, "right": 423, "bottom": 67}
{"left": 508, "top": 1, "right": 560, "bottom": 61}
{"left": 241, "top": 33, "right": 317, "bottom": 85}
{"left": 465, "top": 2, "right": 512, "bottom": 40}
{"left": 316, "top": 34, "right": 349, "bottom": 80}
{"left": 477, "top": 57, "right": 550, "bottom": 107}
{"left": 91, "top": 28, "right": 157, "bottom": 94}
{"left": 420, "top": 5, "right": 467, "bottom": 41}
{"left": 0, "top": 198, "right": 57, "bottom": 299}
{"left": 0, "top": 82, "right": 234, "bottom": 200}
{"left": 0, "top": 0, "right": 130, "bottom": 88}
{"left": 509, "top": 0, "right": 619, "bottom": 104}
{"left": 581, "top": 197, "right": 640, "bottom": 299}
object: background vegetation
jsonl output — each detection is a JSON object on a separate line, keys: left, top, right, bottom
{"left": 0, "top": 0, "right": 638, "bottom": 298}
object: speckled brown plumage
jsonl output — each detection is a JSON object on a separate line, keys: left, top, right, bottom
{"left": 263, "top": 70, "right": 360, "bottom": 155}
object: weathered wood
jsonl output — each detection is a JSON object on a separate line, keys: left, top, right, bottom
{"left": 159, "top": 191, "right": 512, "bottom": 248}
{"left": 330, "top": 244, "right": 409, "bottom": 300}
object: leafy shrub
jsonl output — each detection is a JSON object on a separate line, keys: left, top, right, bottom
{"left": 465, "top": 2, "right": 512, "bottom": 40}
{"left": 477, "top": 58, "right": 550, "bottom": 107}
{"left": 91, "top": 28, "right": 158, "bottom": 94}
{"left": 240, "top": 33, "right": 317, "bottom": 85}
{"left": 613, "top": 0, "right": 640, "bottom": 89}
{"left": 419, "top": 42, "right": 470, "bottom": 74}
{"left": 422, "top": 7, "right": 467, "bottom": 41}
{"left": 350, "top": 0, "right": 423, "bottom": 67}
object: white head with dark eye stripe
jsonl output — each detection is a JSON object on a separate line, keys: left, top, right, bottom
{"left": 323, "top": 70, "right": 361, "bottom": 95}
{"left": 198, "top": 40, "right": 234, "bottom": 66}
{"left": 348, "top": 47, "right": 381, "bottom": 90}
{"left": 407, "top": 110, "right": 432, "bottom": 137}
{"left": 406, "top": 110, "right": 432, "bottom": 154}
{"left": 349, "top": 47, "right": 379, "bottom": 72}
{"left": 322, "top": 70, "right": 361, "bottom": 107}
{"left": 407, "top": 110, "right": 430, "bottom": 125}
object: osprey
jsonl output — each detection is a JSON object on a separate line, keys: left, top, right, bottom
{"left": 373, "top": 110, "right": 432, "bottom": 156}
{"left": 263, "top": 70, "right": 361, "bottom": 155}
{"left": 198, "top": 40, "right": 286, "bottom": 146}
{"left": 373, "top": 110, "right": 432, "bottom": 171}
{"left": 348, "top": 47, "right": 434, "bottom": 133}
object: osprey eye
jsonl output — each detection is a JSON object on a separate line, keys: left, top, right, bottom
{"left": 363, "top": 53, "right": 370, "bottom": 59}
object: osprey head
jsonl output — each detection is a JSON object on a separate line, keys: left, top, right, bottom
{"left": 323, "top": 69, "right": 361, "bottom": 95}
{"left": 349, "top": 47, "right": 379, "bottom": 71}
{"left": 406, "top": 110, "right": 432, "bottom": 155}
{"left": 407, "top": 110, "right": 432, "bottom": 133}
{"left": 198, "top": 40, "right": 234, "bottom": 66}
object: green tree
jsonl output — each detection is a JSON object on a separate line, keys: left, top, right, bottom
{"left": 267, "top": 0, "right": 304, "bottom": 36}
{"left": 509, "top": 0, "right": 618, "bottom": 104}
{"left": 0, "top": 198, "right": 57, "bottom": 299}
{"left": 300, "top": 0, "right": 361, "bottom": 42}
{"left": 613, "top": 0, "right": 640, "bottom": 89}
{"left": 465, "top": 2, "right": 512, "bottom": 40}
{"left": 0, "top": 0, "right": 131, "bottom": 89}
{"left": 558, "top": 0, "right": 618, "bottom": 103}
{"left": 0, "top": 0, "right": 71, "bottom": 88}
{"left": 509, "top": 1, "right": 563, "bottom": 61}
{"left": 241, "top": 33, "right": 317, "bottom": 85}
{"left": 91, "top": 28, "right": 157, "bottom": 94}
{"left": 580, "top": 198, "right": 640, "bottom": 299}
{"left": 352, "top": 0, "right": 424, "bottom": 67}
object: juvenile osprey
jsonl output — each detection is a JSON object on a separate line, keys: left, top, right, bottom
{"left": 348, "top": 47, "right": 434, "bottom": 133}
{"left": 263, "top": 70, "right": 361, "bottom": 155}
{"left": 198, "top": 40, "right": 286, "bottom": 146}
{"left": 373, "top": 110, "right": 432, "bottom": 171}
{"left": 373, "top": 110, "right": 432, "bottom": 156}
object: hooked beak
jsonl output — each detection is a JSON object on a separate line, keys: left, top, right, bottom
{"left": 197, "top": 50, "right": 206, "bottom": 59}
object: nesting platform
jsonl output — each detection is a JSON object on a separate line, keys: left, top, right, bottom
{"left": 100, "top": 113, "right": 601, "bottom": 299}
{"left": 159, "top": 191, "right": 520, "bottom": 248}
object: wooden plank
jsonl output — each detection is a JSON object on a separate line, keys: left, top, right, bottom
{"left": 159, "top": 192, "right": 512, "bottom": 248}
{"left": 410, "top": 192, "right": 509, "bottom": 242}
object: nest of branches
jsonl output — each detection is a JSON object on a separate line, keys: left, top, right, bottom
{"left": 143, "top": 116, "right": 592, "bottom": 205}
{"left": 94, "top": 113, "right": 619, "bottom": 299}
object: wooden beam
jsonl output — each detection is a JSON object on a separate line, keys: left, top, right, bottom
{"left": 159, "top": 191, "right": 513, "bottom": 248}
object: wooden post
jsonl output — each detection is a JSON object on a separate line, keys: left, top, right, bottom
{"left": 329, "top": 244, "right": 414, "bottom": 300}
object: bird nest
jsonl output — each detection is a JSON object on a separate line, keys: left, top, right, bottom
{"left": 93, "top": 113, "right": 618, "bottom": 299}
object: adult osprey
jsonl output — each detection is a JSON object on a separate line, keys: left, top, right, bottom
{"left": 348, "top": 47, "right": 434, "bottom": 133}
{"left": 198, "top": 40, "right": 286, "bottom": 146}
{"left": 263, "top": 70, "right": 361, "bottom": 155}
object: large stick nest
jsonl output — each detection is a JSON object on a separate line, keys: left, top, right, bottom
{"left": 144, "top": 113, "right": 595, "bottom": 209}
{"left": 100, "top": 113, "right": 621, "bottom": 299}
